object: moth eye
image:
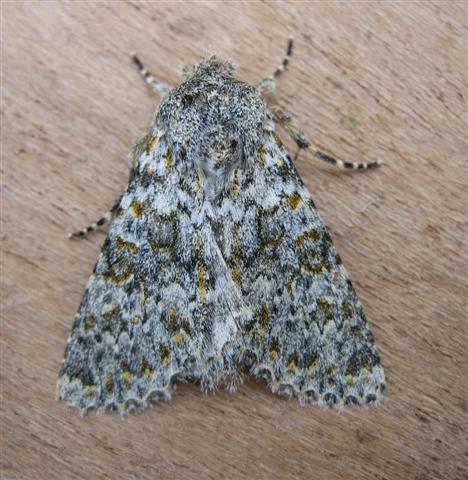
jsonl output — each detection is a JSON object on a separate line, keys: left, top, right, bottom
{"left": 182, "top": 95, "right": 194, "bottom": 107}
{"left": 230, "top": 139, "right": 238, "bottom": 150}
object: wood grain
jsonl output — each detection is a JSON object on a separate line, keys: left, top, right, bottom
{"left": 2, "top": 2, "right": 466, "bottom": 479}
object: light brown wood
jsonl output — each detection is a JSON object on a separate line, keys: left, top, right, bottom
{"left": 2, "top": 2, "right": 466, "bottom": 479}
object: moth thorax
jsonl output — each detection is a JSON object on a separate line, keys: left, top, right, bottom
{"left": 200, "top": 130, "right": 242, "bottom": 179}
{"left": 211, "top": 137, "right": 238, "bottom": 169}
{"left": 195, "top": 129, "right": 243, "bottom": 200}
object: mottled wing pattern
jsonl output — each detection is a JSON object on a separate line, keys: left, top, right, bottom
{"left": 58, "top": 132, "right": 246, "bottom": 413}
{"left": 222, "top": 133, "right": 385, "bottom": 407}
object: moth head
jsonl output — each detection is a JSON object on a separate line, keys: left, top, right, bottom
{"left": 158, "top": 56, "right": 270, "bottom": 196}
{"left": 181, "top": 56, "right": 236, "bottom": 82}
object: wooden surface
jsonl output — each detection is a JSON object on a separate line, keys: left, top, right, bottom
{"left": 2, "top": 2, "right": 467, "bottom": 479}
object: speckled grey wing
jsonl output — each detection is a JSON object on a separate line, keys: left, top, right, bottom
{"left": 227, "top": 133, "right": 385, "bottom": 407}
{"left": 58, "top": 133, "right": 246, "bottom": 413}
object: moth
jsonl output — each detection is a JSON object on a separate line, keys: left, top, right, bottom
{"left": 58, "top": 39, "right": 385, "bottom": 414}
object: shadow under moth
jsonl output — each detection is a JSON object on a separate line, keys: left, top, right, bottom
{"left": 58, "top": 39, "right": 385, "bottom": 414}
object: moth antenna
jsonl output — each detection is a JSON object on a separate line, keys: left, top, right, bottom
{"left": 310, "top": 148, "right": 382, "bottom": 170}
{"left": 68, "top": 198, "right": 121, "bottom": 239}
{"left": 257, "top": 36, "right": 294, "bottom": 93}
{"left": 273, "top": 36, "right": 294, "bottom": 79}
{"left": 131, "top": 52, "right": 171, "bottom": 97}
{"left": 270, "top": 105, "right": 383, "bottom": 169}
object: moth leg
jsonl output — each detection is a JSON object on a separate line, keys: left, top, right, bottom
{"left": 131, "top": 53, "right": 171, "bottom": 97}
{"left": 257, "top": 37, "right": 294, "bottom": 94}
{"left": 270, "top": 106, "right": 382, "bottom": 169}
{"left": 68, "top": 197, "right": 121, "bottom": 239}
